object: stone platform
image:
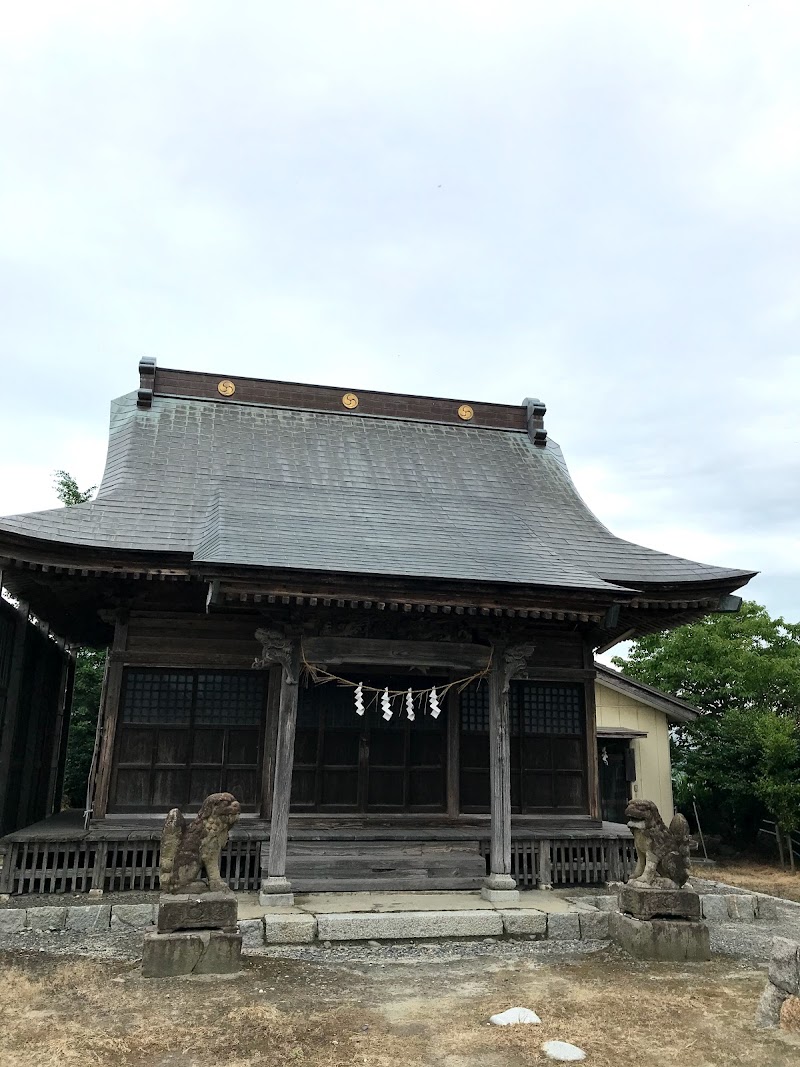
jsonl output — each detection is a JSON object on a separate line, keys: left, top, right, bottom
{"left": 144, "top": 891, "right": 242, "bottom": 978}
{"left": 613, "top": 883, "right": 710, "bottom": 961}
{"left": 610, "top": 911, "right": 710, "bottom": 961}
{"left": 142, "top": 928, "right": 242, "bottom": 977}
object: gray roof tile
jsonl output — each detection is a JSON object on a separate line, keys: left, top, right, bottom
{"left": 0, "top": 391, "right": 754, "bottom": 593}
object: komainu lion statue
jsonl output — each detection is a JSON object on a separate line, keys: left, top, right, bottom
{"left": 625, "top": 799, "right": 691, "bottom": 888}
{"left": 159, "top": 792, "right": 241, "bottom": 894}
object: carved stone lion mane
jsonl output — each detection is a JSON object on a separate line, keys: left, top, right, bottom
{"left": 625, "top": 799, "right": 691, "bottom": 889}
{"left": 159, "top": 792, "right": 241, "bottom": 894}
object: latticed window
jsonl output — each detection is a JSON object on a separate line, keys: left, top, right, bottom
{"left": 459, "top": 680, "right": 587, "bottom": 814}
{"left": 111, "top": 669, "right": 266, "bottom": 813}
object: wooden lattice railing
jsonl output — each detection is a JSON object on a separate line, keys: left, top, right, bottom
{"left": 0, "top": 837, "right": 261, "bottom": 895}
{"left": 479, "top": 837, "right": 636, "bottom": 888}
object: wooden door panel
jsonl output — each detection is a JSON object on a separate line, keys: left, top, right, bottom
{"left": 368, "top": 768, "right": 404, "bottom": 808}
{"left": 189, "top": 768, "right": 222, "bottom": 805}
{"left": 157, "top": 729, "right": 190, "bottom": 764}
{"left": 153, "top": 769, "right": 189, "bottom": 807}
{"left": 114, "top": 768, "right": 150, "bottom": 806}
{"left": 408, "top": 768, "right": 444, "bottom": 808}
{"left": 227, "top": 728, "right": 259, "bottom": 765}
{"left": 224, "top": 768, "right": 258, "bottom": 806}
{"left": 321, "top": 769, "right": 359, "bottom": 808}
{"left": 192, "top": 730, "right": 224, "bottom": 764}
{"left": 116, "top": 728, "right": 154, "bottom": 765}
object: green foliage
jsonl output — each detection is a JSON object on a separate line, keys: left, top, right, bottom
{"left": 62, "top": 648, "right": 105, "bottom": 808}
{"left": 614, "top": 602, "right": 800, "bottom": 844}
{"left": 52, "top": 469, "right": 101, "bottom": 807}
{"left": 753, "top": 712, "right": 800, "bottom": 835}
{"left": 53, "top": 470, "right": 96, "bottom": 506}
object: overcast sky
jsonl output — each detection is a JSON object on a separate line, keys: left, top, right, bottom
{"left": 1, "top": 1, "right": 798, "bottom": 623}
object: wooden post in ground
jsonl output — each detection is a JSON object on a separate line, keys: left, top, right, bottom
{"left": 257, "top": 634, "right": 300, "bottom": 906}
{"left": 481, "top": 642, "right": 534, "bottom": 903}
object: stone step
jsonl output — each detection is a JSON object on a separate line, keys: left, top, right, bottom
{"left": 282, "top": 842, "right": 487, "bottom": 892}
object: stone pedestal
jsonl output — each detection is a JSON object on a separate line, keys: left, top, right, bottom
{"left": 480, "top": 873, "right": 519, "bottom": 905}
{"left": 611, "top": 911, "right": 710, "bottom": 962}
{"left": 142, "top": 929, "right": 242, "bottom": 977}
{"left": 618, "top": 885, "right": 700, "bottom": 921}
{"left": 143, "top": 889, "right": 241, "bottom": 978}
{"left": 157, "top": 892, "right": 237, "bottom": 933}
{"left": 612, "top": 884, "right": 709, "bottom": 961}
{"left": 259, "top": 875, "right": 294, "bottom": 908}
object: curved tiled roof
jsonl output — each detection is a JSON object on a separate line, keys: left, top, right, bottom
{"left": 0, "top": 390, "right": 754, "bottom": 595}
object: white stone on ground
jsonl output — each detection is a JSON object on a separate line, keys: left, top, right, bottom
{"left": 541, "top": 1039, "right": 586, "bottom": 1061}
{"left": 489, "top": 1007, "right": 541, "bottom": 1026}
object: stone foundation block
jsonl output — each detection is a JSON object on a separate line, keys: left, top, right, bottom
{"left": 142, "top": 929, "right": 242, "bottom": 977}
{"left": 500, "top": 909, "right": 547, "bottom": 937}
{"left": 755, "top": 982, "right": 788, "bottom": 1029}
{"left": 238, "top": 918, "right": 265, "bottom": 947}
{"left": 480, "top": 887, "right": 520, "bottom": 904}
{"left": 619, "top": 885, "right": 700, "bottom": 921}
{"left": 27, "top": 906, "right": 67, "bottom": 931}
{"left": 590, "top": 896, "right": 618, "bottom": 912}
{"left": 611, "top": 911, "right": 710, "bottom": 961}
{"left": 546, "top": 913, "right": 581, "bottom": 940}
{"left": 768, "top": 938, "right": 800, "bottom": 995}
{"left": 756, "top": 896, "right": 779, "bottom": 920}
{"left": 65, "top": 905, "right": 111, "bottom": 932}
{"left": 579, "top": 910, "right": 611, "bottom": 940}
{"left": 110, "top": 903, "right": 156, "bottom": 930}
{"left": 262, "top": 913, "right": 317, "bottom": 944}
{"left": 726, "top": 894, "right": 757, "bottom": 921}
{"left": 316, "top": 909, "right": 503, "bottom": 942}
{"left": 0, "top": 909, "right": 27, "bottom": 932}
{"left": 157, "top": 892, "right": 237, "bottom": 933}
{"left": 700, "top": 895, "right": 729, "bottom": 922}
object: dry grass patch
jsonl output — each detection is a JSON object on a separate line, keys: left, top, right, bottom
{"left": 700, "top": 859, "right": 800, "bottom": 903}
{"left": 0, "top": 948, "right": 799, "bottom": 1067}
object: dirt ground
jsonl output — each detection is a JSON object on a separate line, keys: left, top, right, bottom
{"left": 1, "top": 944, "right": 798, "bottom": 1067}
{"left": 698, "top": 859, "right": 800, "bottom": 903}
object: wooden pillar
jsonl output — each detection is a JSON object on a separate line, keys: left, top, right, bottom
{"left": 583, "top": 640, "right": 600, "bottom": 821}
{"left": 47, "top": 649, "right": 76, "bottom": 816}
{"left": 91, "top": 614, "right": 129, "bottom": 820}
{"left": 258, "top": 635, "right": 300, "bottom": 905}
{"left": 481, "top": 642, "right": 534, "bottom": 902}
{"left": 259, "top": 664, "right": 282, "bottom": 820}
{"left": 446, "top": 680, "right": 460, "bottom": 817}
{"left": 0, "top": 601, "right": 29, "bottom": 836}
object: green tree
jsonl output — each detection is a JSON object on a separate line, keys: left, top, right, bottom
{"left": 62, "top": 648, "right": 105, "bottom": 808}
{"left": 53, "top": 469, "right": 96, "bottom": 506}
{"left": 613, "top": 601, "right": 800, "bottom": 845}
{"left": 612, "top": 600, "right": 800, "bottom": 717}
{"left": 53, "top": 469, "right": 103, "bottom": 808}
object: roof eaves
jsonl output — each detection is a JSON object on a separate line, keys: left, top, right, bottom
{"left": 594, "top": 663, "right": 701, "bottom": 722}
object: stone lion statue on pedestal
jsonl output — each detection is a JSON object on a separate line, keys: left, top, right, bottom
{"left": 159, "top": 792, "right": 241, "bottom": 894}
{"left": 625, "top": 799, "right": 691, "bottom": 889}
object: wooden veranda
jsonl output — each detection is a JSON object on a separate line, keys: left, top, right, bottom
{"left": 0, "top": 809, "right": 635, "bottom": 896}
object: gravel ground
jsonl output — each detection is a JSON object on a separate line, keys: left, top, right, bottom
{"left": 0, "top": 925, "right": 609, "bottom": 965}
{"left": 3, "top": 877, "right": 800, "bottom": 968}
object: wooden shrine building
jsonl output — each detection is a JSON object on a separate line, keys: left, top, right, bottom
{"left": 0, "top": 360, "right": 754, "bottom": 898}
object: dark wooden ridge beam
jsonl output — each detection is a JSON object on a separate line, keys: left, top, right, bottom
{"left": 302, "top": 636, "right": 491, "bottom": 672}
{"left": 145, "top": 359, "right": 532, "bottom": 433}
